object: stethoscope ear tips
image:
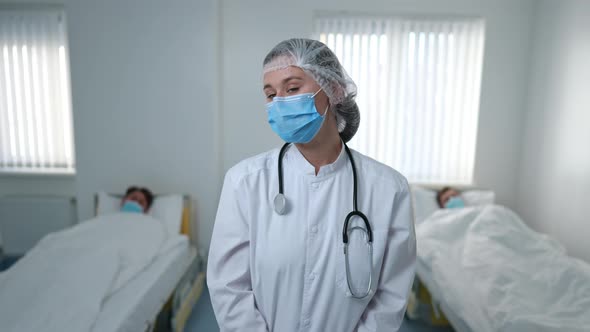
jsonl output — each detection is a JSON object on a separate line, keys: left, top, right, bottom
{"left": 274, "top": 193, "right": 287, "bottom": 215}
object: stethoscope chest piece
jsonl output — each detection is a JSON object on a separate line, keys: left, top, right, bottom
{"left": 274, "top": 193, "right": 286, "bottom": 215}
{"left": 274, "top": 143, "right": 291, "bottom": 216}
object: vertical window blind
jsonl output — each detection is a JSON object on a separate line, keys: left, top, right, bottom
{"left": 0, "top": 8, "right": 75, "bottom": 174}
{"left": 314, "top": 16, "right": 485, "bottom": 184}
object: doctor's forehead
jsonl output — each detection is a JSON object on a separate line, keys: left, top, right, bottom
{"left": 262, "top": 66, "right": 310, "bottom": 90}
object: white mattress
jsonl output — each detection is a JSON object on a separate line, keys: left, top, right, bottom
{"left": 91, "top": 237, "right": 195, "bottom": 332}
{"left": 415, "top": 257, "right": 473, "bottom": 332}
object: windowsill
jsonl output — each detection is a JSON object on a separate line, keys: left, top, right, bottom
{"left": 0, "top": 170, "right": 76, "bottom": 178}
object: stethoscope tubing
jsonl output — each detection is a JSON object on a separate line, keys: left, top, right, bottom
{"left": 275, "top": 142, "right": 374, "bottom": 299}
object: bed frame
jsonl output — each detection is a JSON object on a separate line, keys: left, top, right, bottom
{"left": 93, "top": 193, "right": 206, "bottom": 332}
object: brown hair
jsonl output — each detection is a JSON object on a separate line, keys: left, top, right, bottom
{"left": 436, "top": 187, "right": 452, "bottom": 208}
{"left": 124, "top": 186, "right": 154, "bottom": 209}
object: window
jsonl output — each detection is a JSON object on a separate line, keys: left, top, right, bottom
{"left": 314, "top": 16, "right": 485, "bottom": 184}
{"left": 0, "top": 8, "right": 75, "bottom": 174}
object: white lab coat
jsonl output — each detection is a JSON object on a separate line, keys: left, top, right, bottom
{"left": 207, "top": 144, "right": 416, "bottom": 332}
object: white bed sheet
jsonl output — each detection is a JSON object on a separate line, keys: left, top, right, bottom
{"left": 416, "top": 205, "right": 590, "bottom": 332}
{"left": 415, "top": 257, "right": 472, "bottom": 332}
{"left": 92, "top": 237, "right": 195, "bottom": 332}
{"left": 0, "top": 213, "right": 171, "bottom": 332}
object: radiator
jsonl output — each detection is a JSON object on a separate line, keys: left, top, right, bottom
{"left": 0, "top": 195, "right": 76, "bottom": 255}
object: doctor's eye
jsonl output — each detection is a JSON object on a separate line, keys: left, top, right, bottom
{"left": 287, "top": 87, "right": 299, "bottom": 93}
{"left": 266, "top": 93, "right": 276, "bottom": 100}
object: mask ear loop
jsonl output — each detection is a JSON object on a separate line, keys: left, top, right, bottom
{"left": 312, "top": 88, "right": 323, "bottom": 97}
{"left": 312, "top": 88, "right": 330, "bottom": 117}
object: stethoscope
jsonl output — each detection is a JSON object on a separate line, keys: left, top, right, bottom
{"left": 273, "top": 142, "right": 374, "bottom": 299}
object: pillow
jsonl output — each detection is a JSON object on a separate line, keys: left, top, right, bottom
{"left": 96, "top": 192, "right": 122, "bottom": 215}
{"left": 148, "top": 195, "right": 184, "bottom": 235}
{"left": 96, "top": 192, "right": 184, "bottom": 236}
{"left": 462, "top": 190, "right": 495, "bottom": 206}
{"left": 410, "top": 186, "right": 440, "bottom": 224}
{"left": 410, "top": 187, "right": 496, "bottom": 223}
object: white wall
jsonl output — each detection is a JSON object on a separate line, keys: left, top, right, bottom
{"left": 0, "top": 0, "right": 221, "bottom": 248}
{"left": 0, "top": 175, "right": 75, "bottom": 252}
{"left": 221, "top": 0, "right": 535, "bottom": 210}
{"left": 67, "top": 0, "right": 220, "bottom": 247}
{"left": 518, "top": 0, "right": 590, "bottom": 262}
{"left": 0, "top": 175, "right": 76, "bottom": 197}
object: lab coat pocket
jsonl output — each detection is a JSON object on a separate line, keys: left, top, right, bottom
{"left": 335, "top": 228, "right": 378, "bottom": 298}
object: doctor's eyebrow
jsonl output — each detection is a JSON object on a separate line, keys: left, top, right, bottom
{"left": 263, "top": 76, "right": 304, "bottom": 90}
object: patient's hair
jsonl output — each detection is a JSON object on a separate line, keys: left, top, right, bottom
{"left": 437, "top": 187, "right": 452, "bottom": 208}
{"left": 125, "top": 186, "right": 154, "bottom": 210}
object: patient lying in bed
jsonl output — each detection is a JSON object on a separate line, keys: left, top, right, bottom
{"left": 0, "top": 187, "right": 186, "bottom": 332}
{"left": 436, "top": 187, "right": 465, "bottom": 209}
{"left": 121, "top": 186, "right": 154, "bottom": 213}
{"left": 416, "top": 203, "right": 590, "bottom": 332}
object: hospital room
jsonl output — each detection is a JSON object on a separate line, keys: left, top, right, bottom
{"left": 0, "top": 0, "right": 589, "bottom": 331}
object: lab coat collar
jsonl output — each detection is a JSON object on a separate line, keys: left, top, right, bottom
{"left": 285, "top": 141, "right": 348, "bottom": 177}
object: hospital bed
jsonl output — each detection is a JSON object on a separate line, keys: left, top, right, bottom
{"left": 407, "top": 185, "right": 487, "bottom": 331}
{"left": 0, "top": 192, "right": 206, "bottom": 332}
{"left": 92, "top": 192, "right": 206, "bottom": 332}
{"left": 408, "top": 185, "right": 590, "bottom": 332}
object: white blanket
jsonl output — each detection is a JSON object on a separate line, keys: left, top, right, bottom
{"left": 0, "top": 212, "right": 182, "bottom": 332}
{"left": 416, "top": 205, "right": 590, "bottom": 332}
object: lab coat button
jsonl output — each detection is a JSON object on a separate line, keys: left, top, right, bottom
{"left": 310, "top": 226, "right": 318, "bottom": 233}
{"left": 303, "top": 319, "right": 311, "bottom": 326}
{"left": 311, "top": 183, "right": 319, "bottom": 189}
{"left": 309, "top": 273, "right": 315, "bottom": 280}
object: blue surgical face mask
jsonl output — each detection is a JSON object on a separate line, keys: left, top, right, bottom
{"left": 266, "top": 89, "right": 327, "bottom": 143}
{"left": 121, "top": 200, "right": 144, "bottom": 213}
{"left": 445, "top": 196, "right": 465, "bottom": 209}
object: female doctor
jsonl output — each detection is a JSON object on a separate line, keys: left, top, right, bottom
{"left": 207, "top": 38, "right": 416, "bottom": 332}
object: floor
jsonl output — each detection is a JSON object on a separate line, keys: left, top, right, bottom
{"left": 185, "top": 286, "right": 455, "bottom": 332}
{"left": 185, "top": 286, "right": 220, "bottom": 331}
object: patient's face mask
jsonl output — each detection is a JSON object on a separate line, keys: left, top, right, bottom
{"left": 445, "top": 196, "right": 465, "bottom": 209}
{"left": 266, "top": 89, "right": 328, "bottom": 143}
{"left": 121, "top": 200, "right": 144, "bottom": 213}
